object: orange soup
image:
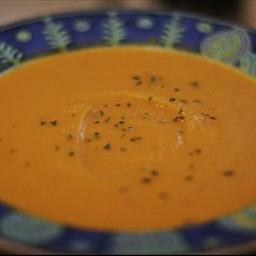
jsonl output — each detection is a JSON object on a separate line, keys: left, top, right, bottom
{"left": 0, "top": 47, "right": 256, "bottom": 232}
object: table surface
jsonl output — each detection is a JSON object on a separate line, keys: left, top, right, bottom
{"left": 0, "top": 0, "right": 256, "bottom": 28}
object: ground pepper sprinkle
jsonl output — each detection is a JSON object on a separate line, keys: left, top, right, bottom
{"left": 223, "top": 170, "right": 235, "bottom": 177}
{"left": 141, "top": 177, "right": 152, "bottom": 184}
{"left": 132, "top": 76, "right": 143, "bottom": 86}
{"left": 67, "top": 134, "right": 73, "bottom": 141}
{"left": 10, "top": 149, "right": 15, "bottom": 154}
{"left": 55, "top": 145, "right": 60, "bottom": 151}
{"left": 50, "top": 120, "right": 59, "bottom": 126}
{"left": 104, "top": 143, "right": 112, "bottom": 151}
{"left": 151, "top": 170, "right": 160, "bottom": 177}
{"left": 185, "top": 175, "right": 194, "bottom": 182}
{"left": 69, "top": 151, "right": 75, "bottom": 157}
{"left": 105, "top": 117, "right": 112, "bottom": 123}
{"left": 195, "top": 149, "right": 202, "bottom": 155}
{"left": 94, "top": 132, "right": 101, "bottom": 139}
{"left": 190, "top": 81, "right": 200, "bottom": 88}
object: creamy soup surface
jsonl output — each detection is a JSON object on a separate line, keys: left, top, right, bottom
{"left": 0, "top": 47, "right": 256, "bottom": 232}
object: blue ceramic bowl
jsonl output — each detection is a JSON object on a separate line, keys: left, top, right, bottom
{"left": 0, "top": 11, "right": 256, "bottom": 254}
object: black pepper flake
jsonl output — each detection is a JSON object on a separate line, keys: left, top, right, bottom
{"left": 55, "top": 145, "right": 60, "bottom": 151}
{"left": 132, "top": 76, "right": 143, "bottom": 86}
{"left": 130, "top": 136, "right": 142, "bottom": 142}
{"left": 169, "top": 97, "right": 176, "bottom": 102}
{"left": 127, "top": 102, "right": 132, "bottom": 108}
{"left": 174, "top": 88, "right": 180, "bottom": 92}
{"left": 115, "top": 103, "right": 121, "bottom": 107}
{"left": 148, "top": 97, "right": 153, "bottom": 101}
{"left": 119, "top": 121, "right": 125, "bottom": 125}
{"left": 178, "top": 108, "right": 184, "bottom": 115}
{"left": 72, "top": 113, "right": 76, "bottom": 117}
{"left": 69, "top": 151, "right": 75, "bottom": 157}
{"left": 105, "top": 117, "right": 111, "bottom": 123}
{"left": 40, "top": 120, "right": 47, "bottom": 126}
{"left": 173, "top": 116, "right": 186, "bottom": 122}
{"left": 149, "top": 77, "right": 159, "bottom": 85}
{"left": 193, "top": 99, "right": 201, "bottom": 103}
{"left": 202, "top": 113, "right": 217, "bottom": 121}
{"left": 99, "top": 110, "right": 105, "bottom": 117}
{"left": 223, "top": 170, "right": 235, "bottom": 177}
{"left": 67, "top": 134, "right": 73, "bottom": 141}
{"left": 94, "top": 120, "right": 100, "bottom": 124}
{"left": 150, "top": 76, "right": 157, "bottom": 83}
{"left": 103, "top": 143, "right": 112, "bottom": 151}
{"left": 94, "top": 132, "right": 101, "bottom": 139}
{"left": 114, "top": 123, "right": 119, "bottom": 128}
{"left": 195, "top": 149, "right": 202, "bottom": 155}
{"left": 10, "top": 149, "right": 15, "bottom": 154}
{"left": 159, "top": 192, "right": 169, "bottom": 200}
{"left": 50, "top": 120, "right": 59, "bottom": 126}
{"left": 149, "top": 76, "right": 163, "bottom": 85}
{"left": 151, "top": 170, "right": 160, "bottom": 177}
{"left": 190, "top": 81, "right": 200, "bottom": 88}
{"left": 141, "top": 177, "right": 152, "bottom": 184}
{"left": 185, "top": 175, "right": 194, "bottom": 182}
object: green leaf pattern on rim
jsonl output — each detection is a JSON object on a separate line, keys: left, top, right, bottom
{"left": 103, "top": 12, "right": 127, "bottom": 46}
{"left": 240, "top": 52, "right": 256, "bottom": 77}
{"left": 43, "top": 17, "right": 71, "bottom": 51}
{"left": 0, "top": 42, "right": 23, "bottom": 65}
{"left": 161, "top": 16, "right": 186, "bottom": 48}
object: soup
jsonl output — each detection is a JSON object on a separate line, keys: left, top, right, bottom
{"left": 0, "top": 47, "right": 256, "bottom": 232}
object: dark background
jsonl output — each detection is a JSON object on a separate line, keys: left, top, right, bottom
{"left": 0, "top": 0, "right": 253, "bottom": 28}
{"left": 162, "top": 0, "right": 240, "bottom": 19}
